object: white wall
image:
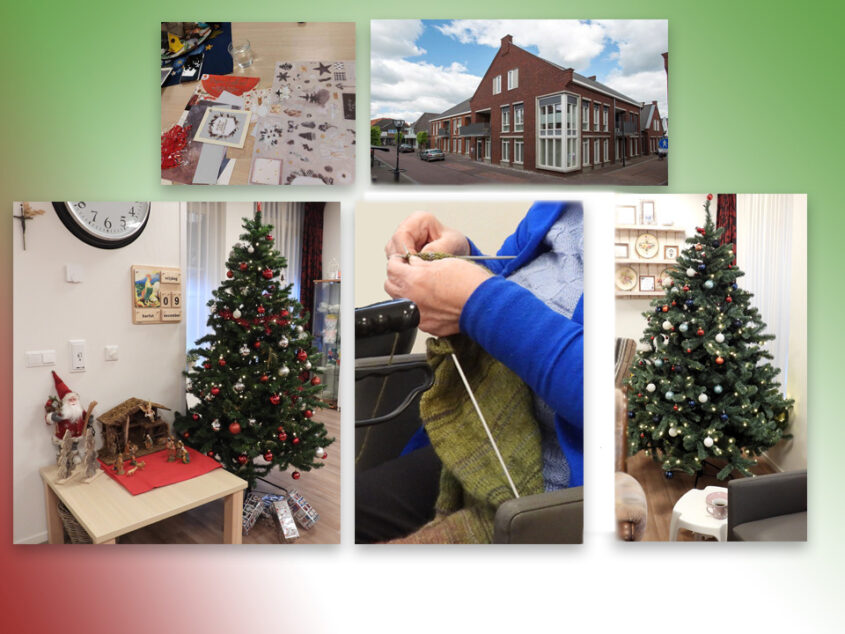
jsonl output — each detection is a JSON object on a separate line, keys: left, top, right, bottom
{"left": 355, "top": 201, "right": 541, "bottom": 354}
{"left": 323, "top": 202, "right": 341, "bottom": 279}
{"left": 614, "top": 194, "right": 807, "bottom": 472}
{"left": 13, "top": 202, "right": 185, "bottom": 544}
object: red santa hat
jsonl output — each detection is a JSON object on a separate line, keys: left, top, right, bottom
{"left": 51, "top": 371, "right": 73, "bottom": 400}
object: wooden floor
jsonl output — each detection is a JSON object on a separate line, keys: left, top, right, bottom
{"left": 118, "top": 408, "right": 340, "bottom": 544}
{"left": 625, "top": 451, "right": 776, "bottom": 541}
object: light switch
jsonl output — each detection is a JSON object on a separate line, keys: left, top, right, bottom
{"left": 41, "top": 350, "right": 56, "bottom": 365}
{"left": 25, "top": 352, "right": 41, "bottom": 367}
{"left": 104, "top": 345, "right": 119, "bottom": 361}
{"left": 25, "top": 350, "right": 56, "bottom": 367}
{"left": 65, "top": 264, "right": 85, "bottom": 283}
{"left": 69, "top": 340, "right": 86, "bottom": 372}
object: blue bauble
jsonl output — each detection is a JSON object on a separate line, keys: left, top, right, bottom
{"left": 720, "top": 413, "right": 729, "bottom": 422}
{"left": 733, "top": 319, "right": 742, "bottom": 328}
{"left": 665, "top": 391, "right": 674, "bottom": 399}
{"left": 665, "top": 471, "right": 674, "bottom": 479}
{"left": 655, "top": 306, "right": 662, "bottom": 314}
{"left": 654, "top": 358, "right": 663, "bottom": 367}
{"left": 712, "top": 240, "right": 720, "bottom": 248}
{"left": 653, "top": 415, "right": 660, "bottom": 422}
{"left": 714, "top": 384, "right": 723, "bottom": 394}
{"left": 674, "top": 365, "right": 684, "bottom": 373}
{"left": 685, "top": 299, "right": 694, "bottom": 307}
{"left": 688, "top": 400, "right": 696, "bottom": 408}
{"left": 704, "top": 280, "right": 714, "bottom": 289}
{"left": 732, "top": 283, "right": 738, "bottom": 289}
{"left": 628, "top": 410, "right": 635, "bottom": 419}
{"left": 698, "top": 264, "right": 706, "bottom": 272}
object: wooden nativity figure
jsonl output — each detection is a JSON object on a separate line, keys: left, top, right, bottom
{"left": 81, "top": 427, "right": 103, "bottom": 483}
{"left": 56, "top": 430, "right": 75, "bottom": 484}
{"left": 45, "top": 371, "right": 97, "bottom": 466}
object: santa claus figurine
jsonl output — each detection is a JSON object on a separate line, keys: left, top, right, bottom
{"left": 44, "top": 371, "right": 97, "bottom": 450}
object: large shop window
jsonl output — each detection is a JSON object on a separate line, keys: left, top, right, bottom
{"left": 537, "top": 94, "right": 579, "bottom": 171}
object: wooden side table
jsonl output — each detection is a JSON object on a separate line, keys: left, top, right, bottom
{"left": 40, "top": 465, "right": 247, "bottom": 544}
{"left": 669, "top": 485, "right": 728, "bottom": 542}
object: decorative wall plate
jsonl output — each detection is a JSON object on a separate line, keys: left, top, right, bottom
{"left": 635, "top": 232, "right": 659, "bottom": 259}
{"left": 615, "top": 266, "right": 638, "bottom": 291}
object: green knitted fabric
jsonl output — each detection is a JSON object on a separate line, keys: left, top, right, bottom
{"left": 391, "top": 335, "right": 543, "bottom": 544}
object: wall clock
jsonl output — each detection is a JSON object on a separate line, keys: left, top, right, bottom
{"left": 635, "top": 232, "right": 659, "bottom": 259}
{"left": 52, "top": 202, "right": 151, "bottom": 249}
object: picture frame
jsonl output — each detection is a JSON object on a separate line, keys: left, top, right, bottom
{"left": 194, "top": 107, "right": 252, "bottom": 148}
{"left": 615, "top": 205, "right": 637, "bottom": 226}
{"left": 641, "top": 200, "right": 656, "bottom": 225}
{"left": 131, "top": 265, "right": 183, "bottom": 324}
{"left": 614, "top": 243, "right": 629, "bottom": 259}
{"left": 639, "top": 275, "right": 656, "bottom": 292}
{"left": 664, "top": 245, "right": 679, "bottom": 260}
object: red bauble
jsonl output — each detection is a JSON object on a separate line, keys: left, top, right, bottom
{"left": 640, "top": 432, "right": 645, "bottom": 438}
{"left": 207, "top": 451, "right": 215, "bottom": 458}
{"left": 260, "top": 374, "right": 269, "bottom": 382}
{"left": 228, "top": 421, "right": 241, "bottom": 435}
{"left": 237, "top": 454, "right": 248, "bottom": 465}
{"left": 263, "top": 450, "right": 274, "bottom": 462}
{"left": 182, "top": 432, "right": 190, "bottom": 439}
{"left": 310, "top": 376, "right": 321, "bottom": 387}
{"left": 726, "top": 296, "right": 733, "bottom": 303}
{"left": 671, "top": 300, "right": 677, "bottom": 307}
{"left": 277, "top": 432, "right": 288, "bottom": 442}
{"left": 637, "top": 393, "right": 643, "bottom": 398}
{"left": 203, "top": 362, "right": 211, "bottom": 369}
{"left": 192, "top": 413, "right": 199, "bottom": 421}
{"left": 303, "top": 410, "right": 313, "bottom": 419}
{"left": 266, "top": 235, "right": 274, "bottom": 242}
{"left": 661, "top": 305, "right": 668, "bottom": 313}
{"left": 239, "top": 262, "right": 248, "bottom": 271}
{"left": 697, "top": 328, "right": 705, "bottom": 336}
{"left": 686, "top": 348, "right": 692, "bottom": 354}
{"left": 320, "top": 452, "right": 327, "bottom": 460}
{"left": 292, "top": 437, "right": 300, "bottom": 445}
{"left": 270, "top": 394, "right": 281, "bottom": 405}
{"left": 257, "top": 306, "right": 265, "bottom": 314}
{"left": 211, "top": 387, "right": 220, "bottom": 395}
{"left": 281, "top": 309, "right": 289, "bottom": 318}
{"left": 291, "top": 471, "right": 300, "bottom": 480}
{"left": 226, "top": 270, "right": 234, "bottom": 278}
{"left": 296, "top": 349, "right": 308, "bottom": 362}
{"left": 715, "top": 356, "right": 725, "bottom": 365}
{"left": 673, "top": 404, "right": 679, "bottom": 411}
{"left": 254, "top": 341, "right": 261, "bottom": 349}
{"left": 265, "top": 327, "right": 272, "bottom": 335}
{"left": 218, "top": 358, "right": 226, "bottom": 366}
{"left": 262, "top": 269, "right": 273, "bottom": 279}
{"left": 707, "top": 194, "right": 714, "bottom": 201}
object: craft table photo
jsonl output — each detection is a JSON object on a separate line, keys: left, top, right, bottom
{"left": 161, "top": 22, "right": 356, "bottom": 186}
{"left": 41, "top": 464, "right": 247, "bottom": 544}
{"left": 668, "top": 485, "right": 729, "bottom": 542}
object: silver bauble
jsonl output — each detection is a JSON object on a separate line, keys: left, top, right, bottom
{"left": 278, "top": 365, "right": 290, "bottom": 377}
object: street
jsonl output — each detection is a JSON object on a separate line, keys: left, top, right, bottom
{"left": 371, "top": 146, "right": 668, "bottom": 186}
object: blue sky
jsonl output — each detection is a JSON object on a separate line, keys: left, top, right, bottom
{"left": 370, "top": 19, "right": 668, "bottom": 123}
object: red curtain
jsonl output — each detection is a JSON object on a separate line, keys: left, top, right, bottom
{"left": 716, "top": 193, "right": 737, "bottom": 265}
{"left": 300, "top": 203, "right": 325, "bottom": 331}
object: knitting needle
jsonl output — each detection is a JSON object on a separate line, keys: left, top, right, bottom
{"left": 399, "top": 251, "right": 517, "bottom": 262}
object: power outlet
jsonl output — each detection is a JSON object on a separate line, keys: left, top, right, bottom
{"left": 69, "top": 340, "right": 86, "bottom": 372}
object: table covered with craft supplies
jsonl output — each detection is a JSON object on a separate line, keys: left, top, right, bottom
{"left": 161, "top": 22, "right": 356, "bottom": 186}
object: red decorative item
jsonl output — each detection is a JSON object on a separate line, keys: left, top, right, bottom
{"left": 707, "top": 193, "right": 714, "bottom": 201}
{"left": 182, "top": 432, "right": 190, "bottom": 439}
{"left": 661, "top": 306, "right": 668, "bottom": 313}
{"left": 695, "top": 244, "right": 703, "bottom": 251}
{"left": 203, "top": 362, "right": 211, "bottom": 369}
{"left": 228, "top": 421, "right": 241, "bottom": 435}
{"left": 683, "top": 285, "right": 690, "bottom": 292}
{"left": 310, "top": 376, "right": 321, "bottom": 387}
{"left": 226, "top": 270, "right": 234, "bottom": 279}
{"left": 281, "top": 309, "right": 289, "bottom": 318}
{"left": 192, "top": 413, "right": 199, "bottom": 421}
{"left": 238, "top": 454, "right": 248, "bottom": 465}
{"left": 211, "top": 387, "right": 220, "bottom": 396}
{"left": 218, "top": 358, "right": 226, "bottom": 367}
{"left": 200, "top": 74, "right": 260, "bottom": 98}
{"left": 671, "top": 300, "right": 677, "bottom": 307}
{"left": 254, "top": 341, "right": 261, "bottom": 349}
{"left": 686, "top": 348, "right": 692, "bottom": 354}
{"left": 292, "top": 437, "right": 300, "bottom": 445}
{"left": 207, "top": 451, "right": 215, "bottom": 458}
{"left": 260, "top": 374, "right": 269, "bottom": 383}
{"left": 291, "top": 471, "right": 301, "bottom": 480}
{"left": 266, "top": 235, "right": 274, "bottom": 242}
{"left": 257, "top": 306, "right": 266, "bottom": 314}
{"left": 673, "top": 404, "right": 679, "bottom": 411}
{"left": 291, "top": 395, "right": 299, "bottom": 403}
{"left": 726, "top": 296, "right": 733, "bottom": 303}
{"left": 239, "top": 262, "right": 248, "bottom": 271}
{"left": 299, "top": 370, "right": 310, "bottom": 382}
{"left": 697, "top": 328, "right": 705, "bottom": 336}
{"left": 320, "top": 452, "right": 327, "bottom": 460}
{"left": 161, "top": 124, "right": 192, "bottom": 169}
{"left": 262, "top": 269, "right": 273, "bottom": 279}
{"left": 263, "top": 450, "right": 274, "bottom": 462}
{"left": 716, "top": 356, "right": 725, "bottom": 365}
{"left": 270, "top": 394, "right": 281, "bottom": 405}
{"left": 277, "top": 431, "right": 288, "bottom": 442}
{"left": 296, "top": 349, "right": 308, "bottom": 362}
{"left": 303, "top": 410, "right": 313, "bottom": 418}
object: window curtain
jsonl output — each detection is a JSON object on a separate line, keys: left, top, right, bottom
{"left": 716, "top": 193, "right": 737, "bottom": 265}
{"left": 185, "top": 202, "right": 227, "bottom": 351}
{"left": 259, "top": 202, "right": 305, "bottom": 301}
{"left": 300, "top": 203, "right": 325, "bottom": 331}
{"left": 736, "top": 194, "right": 794, "bottom": 395}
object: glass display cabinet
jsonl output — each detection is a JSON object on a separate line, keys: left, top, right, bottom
{"left": 312, "top": 279, "right": 340, "bottom": 407}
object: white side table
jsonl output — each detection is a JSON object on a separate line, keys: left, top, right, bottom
{"left": 669, "top": 486, "right": 728, "bottom": 542}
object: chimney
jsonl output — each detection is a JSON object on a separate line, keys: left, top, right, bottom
{"left": 652, "top": 100, "right": 658, "bottom": 106}
{"left": 588, "top": 75, "right": 596, "bottom": 81}
{"left": 501, "top": 34, "right": 512, "bottom": 53}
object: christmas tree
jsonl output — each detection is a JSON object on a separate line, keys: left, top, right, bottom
{"left": 173, "top": 206, "right": 333, "bottom": 489}
{"left": 626, "top": 195, "right": 793, "bottom": 480}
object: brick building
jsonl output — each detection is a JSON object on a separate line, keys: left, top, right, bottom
{"left": 429, "top": 35, "right": 655, "bottom": 176}
{"left": 640, "top": 100, "right": 666, "bottom": 155}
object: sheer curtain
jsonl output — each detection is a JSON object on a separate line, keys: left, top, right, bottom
{"left": 736, "top": 194, "right": 794, "bottom": 395}
{"left": 185, "top": 202, "right": 227, "bottom": 350}
{"left": 260, "top": 202, "right": 305, "bottom": 301}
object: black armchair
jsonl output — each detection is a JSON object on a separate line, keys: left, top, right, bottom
{"left": 727, "top": 470, "right": 807, "bottom": 541}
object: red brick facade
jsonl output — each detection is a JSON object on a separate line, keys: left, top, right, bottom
{"left": 641, "top": 100, "right": 666, "bottom": 155}
{"left": 430, "top": 35, "right": 648, "bottom": 176}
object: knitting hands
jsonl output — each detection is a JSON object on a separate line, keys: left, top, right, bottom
{"left": 385, "top": 211, "right": 470, "bottom": 258}
{"left": 385, "top": 255, "right": 491, "bottom": 336}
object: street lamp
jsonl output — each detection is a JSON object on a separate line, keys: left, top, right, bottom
{"left": 393, "top": 119, "right": 406, "bottom": 182}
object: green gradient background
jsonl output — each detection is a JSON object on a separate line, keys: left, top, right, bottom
{"left": 1, "top": 1, "right": 843, "bottom": 632}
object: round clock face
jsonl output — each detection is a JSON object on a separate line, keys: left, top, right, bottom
{"left": 53, "top": 202, "right": 151, "bottom": 249}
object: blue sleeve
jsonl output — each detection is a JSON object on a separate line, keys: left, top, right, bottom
{"left": 460, "top": 277, "right": 584, "bottom": 428}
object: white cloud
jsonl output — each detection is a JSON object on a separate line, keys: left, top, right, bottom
{"left": 437, "top": 19, "right": 606, "bottom": 70}
{"left": 371, "top": 20, "right": 426, "bottom": 59}
{"left": 604, "top": 69, "right": 669, "bottom": 119}
{"left": 594, "top": 20, "right": 668, "bottom": 74}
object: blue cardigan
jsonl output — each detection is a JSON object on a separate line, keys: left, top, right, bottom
{"left": 404, "top": 201, "right": 585, "bottom": 487}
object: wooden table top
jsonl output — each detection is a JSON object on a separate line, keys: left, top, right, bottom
{"left": 41, "top": 464, "right": 247, "bottom": 544}
{"left": 161, "top": 22, "right": 356, "bottom": 186}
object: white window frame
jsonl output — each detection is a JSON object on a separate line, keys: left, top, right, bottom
{"left": 603, "top": 139, "right": 609, "bottom": 163}
{"left": 594, "top": 139, "right": 600, "bottom": 165}
{"left": 493, "top": 75, "right": 502, "bottom": 95}
{"left": 485, "top": 138, "right": 491, "bottom": 159}
{"left": 582, "top": 139, "right": 590, "bottom": 166}
{"left": 513, "top": 103, "right": 524, "bottom": 132}
{"left": 582, "top": 100, "right": 590, "bottom": 132}
{"left": 507, "top": 68, "right": 518, "bottom": 90}
{"left": 514, "top": 139, "right": 524, "bottom": 164}
{"left": 536, "top": 93, "right": 580, "bottom": 173}
{"left": 602, "top": 106, "right": 609, "bottom": 132}
{"left": 594, "top": 103, "right": 600, "bottom": 131}
{"left": 501, "top": 105, "right": 510, "bottom": 133}
{"left": 502, "top": 139, "right": 510, "bottom": 162}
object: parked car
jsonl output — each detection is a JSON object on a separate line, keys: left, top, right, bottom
{"left": 398, "top": 144, "right": 414, "bottom": 153}
{"left": 419, "top": 148, "right": 445, "bottom": 162}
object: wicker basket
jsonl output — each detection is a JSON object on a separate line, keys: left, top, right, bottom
{"left": 56, "top": 501, "right": 93, "bottom": 544}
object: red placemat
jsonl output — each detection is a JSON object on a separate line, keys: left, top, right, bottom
{"left": 201, "top": 74, "right": 260, "bottom": 97}
{"left": 99, "top": 447, "right": 221, "bottom": 496}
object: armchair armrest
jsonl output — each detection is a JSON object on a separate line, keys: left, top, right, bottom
{"left": 727, "top": 470, "right": 807, "bottom": 538}
{"left": 493, "top": 487, "right": 583, "bottom": 544}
